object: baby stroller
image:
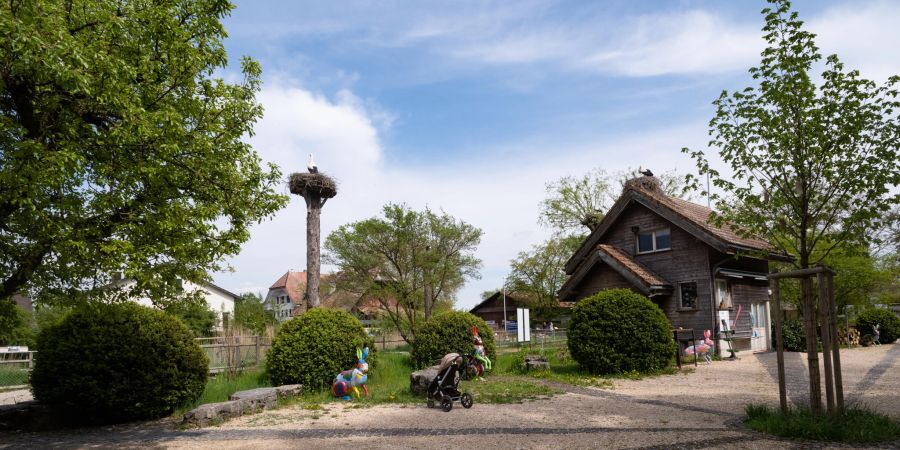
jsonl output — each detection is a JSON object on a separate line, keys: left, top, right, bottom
{"left": 426, "top": 353, "right": 474, "bottom": 412}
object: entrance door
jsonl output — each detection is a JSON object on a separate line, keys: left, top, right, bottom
{"left": 750, "top": 302, "right": 769, "bottom": 352}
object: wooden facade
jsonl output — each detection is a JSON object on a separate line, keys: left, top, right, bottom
{"left": 559, "top": 176, "right": 791, "bottom": 355}
{"left": 469, "top": 292, "right": 528, "bottom": 330}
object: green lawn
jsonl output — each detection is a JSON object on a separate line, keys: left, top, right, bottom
{"left": 745, "top": 404, "right": 900, "bottom": 443}
{"left": 176, "top": 368, "right": 272, "bottom": 415}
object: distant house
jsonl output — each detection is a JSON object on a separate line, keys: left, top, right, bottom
{"left": 558, "top": 175, "right": 792, "bottom": 354}
{"left": 469, "top": 291, "right": 529, "bottom": 330}
{"left": 109, "top": 275, "right": 238, "bottom": 325}
{"left": 264, "top": 270, "right": 307, "bottom": 321}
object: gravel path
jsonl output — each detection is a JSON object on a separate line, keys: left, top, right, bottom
{"left": 2, "top": 344, "right": 897, "bottom": 449}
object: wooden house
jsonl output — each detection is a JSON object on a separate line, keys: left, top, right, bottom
{"left": 558, "top": 175, "right": 792, "bottom": 354}
{"left": 469, "top": 291, "right": 528, "bottom": 330}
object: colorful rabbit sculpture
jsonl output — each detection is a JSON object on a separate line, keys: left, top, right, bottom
{"left": 683, "top": 329, "right": 714, "bottom": 364}
{"left": 472, "top": 327, "right": 492, "bottom": 375}
{"left": 332, "top": 347, "right": 369, "bottom": 401}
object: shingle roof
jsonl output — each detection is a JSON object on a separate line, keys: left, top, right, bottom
{"left": 269, "top": 271, "right": 307, "bottom": 304}
{"left": 597, "top": 244, "right": 669, "bottom": 287}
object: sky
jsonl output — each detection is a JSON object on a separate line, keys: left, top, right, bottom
{"left": 211, "top": 0, "right": 900, "bottom": 310}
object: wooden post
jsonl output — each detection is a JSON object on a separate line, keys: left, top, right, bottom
{"left": 817, "top": 271, "right": 835, "bottom": 413}
{"left": 306, "top": 196, "right": 322, "bottom": 309}
{"left": 771, "top": 277, "right": 788, "bottom": 413}
{"left": 255, "top": 335, "right": 261, "bottom": 367}
{"left": 827, "top": 274, "right": 844, "bottom": 412}
{"left": 801, "top": 277, "right": 823, "bottom": 415}
{"left": 673, "top": 330, "right": 682, "bottom": 369}
{"left": 691, "top": 329, "right": 698, "bottom": 367}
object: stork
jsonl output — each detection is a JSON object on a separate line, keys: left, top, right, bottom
{"left": 639, "top": 166, "right": 653, "bottom": 177}
{"left": 307, "top": 153, "right": 319, "bottom": 174}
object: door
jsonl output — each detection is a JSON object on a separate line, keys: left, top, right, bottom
{"left": 750, "top": 302, "right": 769, "bottom": 352}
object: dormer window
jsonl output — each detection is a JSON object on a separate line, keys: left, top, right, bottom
{"left": 636, "top": 228, "right": 671, "bottom": 253}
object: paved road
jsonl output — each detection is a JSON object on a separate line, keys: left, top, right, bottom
{"left": 2, "top": 344, "right": 897, "bottom": 449}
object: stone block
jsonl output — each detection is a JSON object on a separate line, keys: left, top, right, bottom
{"left": 410, "top": 365, "right": 439, "bottom": 396}
{"left": 525, "top": 355, "right": 550, "bottom": 371}
{"left": 230, "top": 387, "right": 277, "bottom": 412}
{"left": 275, "top": 384, "right": 303, "bottom": 399}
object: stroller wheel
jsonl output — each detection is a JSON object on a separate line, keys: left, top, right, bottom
{"left": 461, "top": 393, "right": 473, "bottom": 409}
{"left": 426, "top": 397, "right": 434, "bottom": 408}
{"left": 440, "top": 395, "right": 453, "bottom": 412}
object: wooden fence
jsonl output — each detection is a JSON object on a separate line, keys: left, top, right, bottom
{"left": 195, "top": 336, "right": 271, "bottom": 375}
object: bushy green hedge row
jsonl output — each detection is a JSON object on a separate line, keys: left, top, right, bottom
{"left": 411, "top": 311, "right": 495, "bottom": 369}
{"left": 30, "top": 302, "right": 208, "bottom": 422}
{"left": 856, "top": 309, "right": 900, "bottom": 344}
{"left": 567, "top": 289, "right": 676, "bottom": 374}
{"left": 266, "top": 308, "right": 375, "bottom": 390}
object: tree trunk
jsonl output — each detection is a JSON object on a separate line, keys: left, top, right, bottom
{"left": 424, "top": 277, "right": 433, "bottom": 320}
{"left": 801, "top": 277, "right": 823, "bottom": 414}
{"left": 306, "top": 197, "right": 321, "bottom": 309}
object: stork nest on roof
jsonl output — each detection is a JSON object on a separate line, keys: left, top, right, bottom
{"left": 624, "top": 175, "right": 661, "bottom": 193}
{"left": 289, "top": 172, "right": 338, "bottom": 198}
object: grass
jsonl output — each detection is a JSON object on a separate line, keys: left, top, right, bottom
{"left": 745, "top": 404, "right": 900, "bottom": 443}
{"left": 176, "top": 368, "right": 272, "bottom": 415}
{"left": 493, "top": 346, "right": 682, "bottom": 388}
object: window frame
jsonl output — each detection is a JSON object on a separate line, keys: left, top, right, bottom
{"left": 636, "top": 228, "right": 672, "bottom": 254}
{"left": 678, "top": 281, "right": 699, "bottom": 311}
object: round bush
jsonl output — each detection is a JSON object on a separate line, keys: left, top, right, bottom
{"left": 567, "top": 289, "right": 676, "bottom": 374}
{"left": 411, "top": 311, "right": 496, "bottom": 369}
{"left": 856, "top": 308, "right": 900, "bottom": 344}
{"left": 30, "top": 302, "right": 208, "bottom": 422}
{"left": 266, "top": 308, "right": 375, "bottom": 390}
{"left": 773, "top": 318, "right": 808, "bottom": 352}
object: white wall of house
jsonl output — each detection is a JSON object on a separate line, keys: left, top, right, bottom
{"left": 263, "top": 288, "right": 294, "bottom": 322}
{"left": 114, "top": 279, "right": 236, "bottom": 322}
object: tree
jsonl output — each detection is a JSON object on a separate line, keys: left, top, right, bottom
{"left": 163, "top": 297, "right": 217, "bottom": 337}
{"left": 540, "top": 167, "right": 694, "bottom": 235}
{"left": 0, "top": 1, "right": 287, "bottom": 304}
{"left": 506, "top": 235, "right": 582, "bottom": 321}
{"left": 682, "top": 0, "right": 899, "bottom": 414}
{"left": 234, "top": 292, "right": 277, "bottom": 336}
{"left": 324, "top": 204, "right": 482, "bottom": 344}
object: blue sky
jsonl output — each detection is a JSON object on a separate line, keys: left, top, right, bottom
{"left": 212, "top": 0, "right": 900, "bottom": 309}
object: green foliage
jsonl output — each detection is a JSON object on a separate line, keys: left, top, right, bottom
{"left": 234, "top": 293, "right": 277, "bottom": 336}
{"left": 30, "top": 302, "right": 208, "bottom": 422}
{"left": 266, "top": 308, "right": 375, "bottom": 390}
{"left": 411, "top": 311, "right": 496, "bottom": 369}
{"left": 567, "top": 289, "right": 676, "bottom": 374}
{"left": 773, "top": 318, "right": 808, "bottom": 352}
{"left": 683, "top": 0, "right": 900, "bottom": 269}
{"left": 0, "top": 299, "right": 34, "bottom": 346}
{"left": 164, "top": 298, "right": 218, "bottom": 337}
{"left": 324, "top": 204, "right": 482, "bottom": 344}
{"left": 0, "top": 0, "right": 287, "bottom": 302}
{"left": 745, "top": 404, "right": 900, "bottom": 443}
{"left": 856, "top": 308, "right": 900, "bottom": 344}
{"left": 507, "top": 235, "right": 582, "bottom": 322}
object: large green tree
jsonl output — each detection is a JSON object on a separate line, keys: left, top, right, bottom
{"left": 234, "top": 292, "right": 277, "bottom": 336}
{"left": 324, "top": 204, "right": 482, "bottom": 344}
{"left": 0, "top": 1, "right": 286, "bottom": 304}
{"left": 506, "top": 235, "right": 581, "bottom": 321}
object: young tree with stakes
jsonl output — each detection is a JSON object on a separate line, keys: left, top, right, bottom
{"left": 683, "top": 0, "right": 899, "bottom": 414}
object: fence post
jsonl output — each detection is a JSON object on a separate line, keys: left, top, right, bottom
{"left": 28, "top": 351, "right": 33, "bottom": 370}
{"left": 255, "top": 335, "right": 261, "bottom": 367}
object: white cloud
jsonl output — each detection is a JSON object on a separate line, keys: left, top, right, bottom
{"left": 214, "top": 78, "right": 707, "bottom": 309}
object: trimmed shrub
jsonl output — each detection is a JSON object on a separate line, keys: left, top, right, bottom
{"left": 30, "top": 302, "right": 208, "bottom": 422}
{"left": 567, "top": 289, "right": 676, "bottom": 374}
{"left": 266, "top": 308, "right": 375, "bottom": 390}
{"left": 773, "top": 318, "right": 808, "bottom": 352}
{"left": 856, "top": 308, "right": 900, "bottom": 344}
{"left": 411, "top": 311, "right": 496, "bottom": 369}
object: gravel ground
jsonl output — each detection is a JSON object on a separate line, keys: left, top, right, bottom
{"left": 1, "top": 343, "right": 897, "bottom": 449}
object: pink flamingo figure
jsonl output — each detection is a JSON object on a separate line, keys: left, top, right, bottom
{"left": 683, "top": 330, "right": 714, "bottom": 364}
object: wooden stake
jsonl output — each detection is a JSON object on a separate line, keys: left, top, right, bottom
{"left": 771, "top": 276, "right": 788, "bottom": 413}
{"left": 817, "top": 271, "right": 834, "bottom": 413}
{"left": 827, "top": 273, "right": 844, "bottom": 412}
{"left": 801, "top": 277, "right": 823, "bottom": 415}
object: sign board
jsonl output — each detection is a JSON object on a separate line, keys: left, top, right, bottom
{"left": 516, "top": 308, "right": 531, "bottom": 342}
{"left": 505, "top": 320, "right": 517, "bottom": 332}
{"left": 718, "top": 310, "right": 731, "bottom": 332}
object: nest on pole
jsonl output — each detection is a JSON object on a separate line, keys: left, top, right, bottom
{"left": 289, "top": 172, "right": 338, "bottom": 200}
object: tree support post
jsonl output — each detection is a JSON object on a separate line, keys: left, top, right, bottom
{"left": 771, "top": 275, "right": 788, "bottom": 413}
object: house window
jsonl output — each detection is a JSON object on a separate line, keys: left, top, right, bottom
{"left": 679, "top": 282, "right": 698, "bottom": 310}
{"left": 715, "top": 279, "right": 732, "bottom": 309}
{"left": 637, "top": 228, "right": 671, "bottom": 253}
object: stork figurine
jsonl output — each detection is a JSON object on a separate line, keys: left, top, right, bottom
{"left": 307, "top": 153, "right": 319, "bottom": 174}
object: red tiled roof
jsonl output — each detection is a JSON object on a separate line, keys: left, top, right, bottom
{"left": 269, "top": 271, "right": 307, "bottom": 304}
{"left": 597, "top": 244, "right": 669, "bottom": 287}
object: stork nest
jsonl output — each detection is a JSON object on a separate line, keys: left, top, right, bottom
{"left": 623, "top": 175, "right": 661, "bottom": 193}
{"left": 289, "top": 172, "right": 338, "bottom": 198}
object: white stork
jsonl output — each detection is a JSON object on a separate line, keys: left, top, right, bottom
{"left": 307, "top": 153, "right": 319, "bottom": 174}
{"left": 639, "top": 166, "right": 653, "bottom": 177}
